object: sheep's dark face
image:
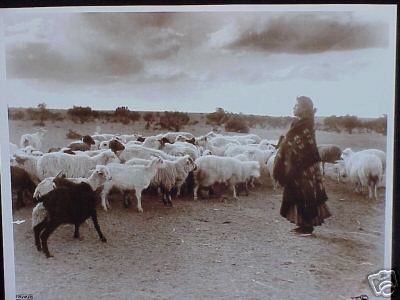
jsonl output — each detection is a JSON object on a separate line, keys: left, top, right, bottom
{"left": 83, "top": 135, "right": 96, "bottom": 145}
{"left": 109, "top": 140, "right": 125, "bottom": 153}
{"left": 187, "top": 157, "right": 197, "bottom": 171}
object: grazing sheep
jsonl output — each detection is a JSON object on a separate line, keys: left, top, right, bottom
{"left": 340, "top": 149, "right": 383, "bottom": 199}
{"left": 32, "top": 166, "right": 110, "bottom": 258}
{"left": 101, "top": 157, "right": 166, "bottom": 212}
{"left": 317, "top": 144, "right": 342, "bottom": 176}
{"left": 20, "top": 129, "right": 47, "bottom": 150}
{"left": 193, "top": 156, "right": 260, "bottom": 200}
{"left": 68, "top": 135, "right": 96, "bottom": 151}
{"left": 36, "top": 150, "right": 118, "bottom": 180}
{"left": 11, "top": 166, "right": 37, "bottom": 209}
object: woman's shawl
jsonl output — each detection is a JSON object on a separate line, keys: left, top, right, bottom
{"left": 273, "top": 117, "right": 320, "bottom": 186}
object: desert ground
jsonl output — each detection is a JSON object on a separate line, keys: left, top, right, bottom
{"left": 7, "top": 119, "right": 388, "bottom": 300}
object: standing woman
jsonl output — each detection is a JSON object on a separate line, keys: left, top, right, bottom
{"left": 273, "top": 96, "right": 331, "bottom": 235}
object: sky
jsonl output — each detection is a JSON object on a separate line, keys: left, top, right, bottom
{"left": 1, "top": 6, "right": 397, "bottom": 117}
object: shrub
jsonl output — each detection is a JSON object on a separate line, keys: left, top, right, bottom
{"left": 9, "top": 110, "right": 25, "bottom": 120}
{"left": 143, "top": 112, "right": 155, "bottom": 130}
{"left": 225, "top": 115, "right": 249, "bottom": 133}
{"left": 67, "top": 106, "right": 93, "bottom": 124}
{"left": 159, "top": 111, "right": 190, "bottom": 132}
{"left": 206, "top": 108, "right": 228, "bottom": 126}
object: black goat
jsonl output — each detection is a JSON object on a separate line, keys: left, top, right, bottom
{"left": 33, "top": 179, "right": 107, "bottom": 258}
{"left": 11, "top": 166, "right": 36, "bottom": 209}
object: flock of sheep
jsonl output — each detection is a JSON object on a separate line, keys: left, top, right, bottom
{"left": 8, "top": 128, "right": 386, "bottom": 257}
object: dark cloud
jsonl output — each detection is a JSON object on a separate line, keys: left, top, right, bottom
{"left": 6, "top": 42, "right": 144, "bottom": 84}
{"left": 228, "top": 14, "right": 388, "bottom": 54}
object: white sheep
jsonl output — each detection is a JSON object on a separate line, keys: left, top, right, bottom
{"left": 13, "top": 154, "right": 41, "bottom": 184}
{"left": 114, "top": 144, "right": 178, "bottom": 163}
{"left": 193, "top": 156, "right": 260, "bottom": 200}
{"left": 20, "top": 129, "right": 47, "bottom": 150}
{"left": 126, "top": 155, "right": 196, "bottom": 206}
{"left": 340, "top": 149, "right": 383, "bottom": 199}
{"left": 36, "top": 150, "right": 119, "bottom": 180}
{"left": 101, "top": 157, "right": 166, "bottom": 213}
{"left": 266, "top": 153, "right": 279, "bottom": 190}
{"left": 160, "top": 141, "right": 200, "bottom": 160}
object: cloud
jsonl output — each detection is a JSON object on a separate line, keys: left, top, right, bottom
{"left": 227, "top": 14, "right": 388, "bottom": 54}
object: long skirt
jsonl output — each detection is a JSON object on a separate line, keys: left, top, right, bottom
{"left": 280, "top": 163, "right": 331, "bottom": 227}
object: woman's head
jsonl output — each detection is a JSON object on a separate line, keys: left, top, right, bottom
{"left": 293, "top": 96, "right": 317, "bottom": 118}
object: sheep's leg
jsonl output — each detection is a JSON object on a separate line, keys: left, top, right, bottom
{"left": 161, "top": 191, "right": 168, "bottom": 206}
{"left": 193, "top": 184, "right": 199, "bottom": 200}
{"left": 40, "top": 223, "right": 58, "bottom": 258}
{"left": 101, "top": 188, "right": 110, "bottom": 211}
{"left": 73, "top": 224, "right": 80, "bottom": 239}
{"left": 245, "top": 181, "right": 249, "bottom": 196}
{"left": 34, "top": 221, "right": 46, "bottom": 251}
{"left": 167, "top": 192, "right": 173, "bottom": 207}
{"left": 368, "top": 185, "right": 373, "bottom": 200}
{"left": 374, "top": 184, "right": 378, "bottom": 200}
{"left": 232, "top": 184, "right": 238, "bottom": 200}
{"left": 322, "top": 162, "right": 325, "bottom": 176}
{"left": 17, "top": 190, "right": 25, "bottom": 209}
{"left": 136, "top": 189, "right": 144, "bottom": 213}
{"left": 91, "top": 212, "right": 107, "bottom": 243}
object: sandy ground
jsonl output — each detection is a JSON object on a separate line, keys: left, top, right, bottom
{"left": 8, "top": 119, "right": 387, "bottom": 300}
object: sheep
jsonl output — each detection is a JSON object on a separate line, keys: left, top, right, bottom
{"left": 340, "top": 149, "right": 383, "bottom": 199}
{"left": 13, "top": 154, "right": 41, "bottom": 184}
{"left": 317, "top": 144, "right": 342, "bottom": 176}
{"left": 91, "top": 133, "right": 118, "bottom": 142}
{"left": 33, "top": 165, "right": 111, "bottom": 200}
{"left": 159, "top": 140, "right": 200, "bottom": 160}
{"left": 193, "top": 156, "right": 260, "bottom": 200}
{"left": 67, "top": 135, "right": 96, "bottom": 151}
{"left": 266, "top": 153, "right": 280, "bottom": 190}
{"left": 109, "top": 140, "right": 178, "bottom": 162}
{"left": 9, "top": 143, "right": 18, "bottom": 156}
{"left": 162, "top": 132, "right": 195, "bottom": 142}
{"left": 209, "top": 136, "right": 241, "bottom": 148}
{"left": 36, "top": 150, "right": 119, "bottom": 180}
{"left": 11, "top": 165, "right": 37, "bottom": 209}
{"left": 32, "top": 165, "right": 110, "bottom": 258}
{"left": 20, "top": 129, "right": 47, "bottom": 150}
{"left": 142, "top": 135, "right": 164, "bottom": 149}
{"left": 225, "top": 145, "right": 274, "bottom": 175}
{"left": 101, "top": 157, "right": 166, "bottom": 213}
{"left": 126, "top": 155, "right": 197, "bottom": 206}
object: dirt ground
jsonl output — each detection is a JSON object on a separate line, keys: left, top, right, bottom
{"left": 8, "top": 119, "right": 387, "bottom": 300}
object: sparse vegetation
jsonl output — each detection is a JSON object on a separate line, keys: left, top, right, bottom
{"left": 159, "top": 111, "right": 190, "bottom": 132}
{"left": 224, "top": 115, "right": 249, "bottom": 133}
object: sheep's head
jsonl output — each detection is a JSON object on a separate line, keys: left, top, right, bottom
{"left": 109, "top": 139, "right": 125, "bottom": 154}
{"left": 340, "top": 148, "right": 353, "bottom": 160}
{"left": 159, "top": 137, "right": 172, "bottom": 147}
{"left": 185, "top": 156, "right": 197, "bottom": 172}
{"left": 82, "top": 135, "right": 96, "bottom": 145}
{"left": 150, "top": 155, "right": 165, "bottom": 168}
{"left": 94, "top": 165, "right": 112, "bottom": 181}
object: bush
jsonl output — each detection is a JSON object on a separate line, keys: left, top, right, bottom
{"left": 143, "top": 112, "right": 156, "bottom": 130}
{"left": 206, "top": 108, "right": 228, "bottom": 126}
{"left": 225, "top": 115, "right": 249, "bottom": 133}
{"left": 67, "top": 106, "right": 93, "bottom": 123}
{"left": 9, "top": 110, "right": 25, "bottom": 120}
{"left": 159, "top": 111, "right": 190, "bottom": 131}
{"left": 66, "top": 129, "right": 82, "bottom": 139}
